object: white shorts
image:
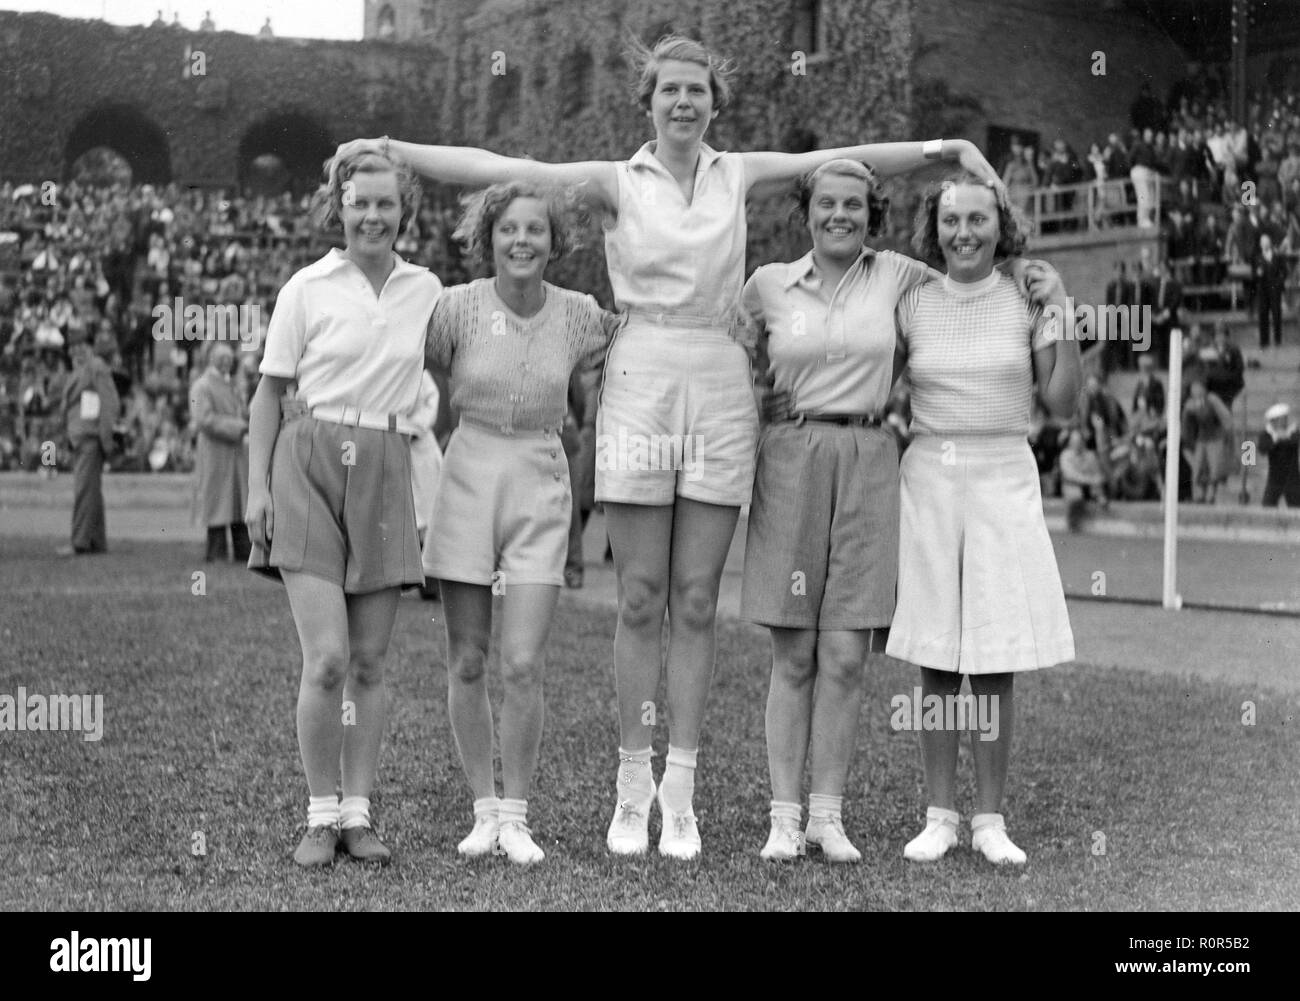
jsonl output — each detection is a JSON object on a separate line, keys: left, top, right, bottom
{"left": 886, "top": 435, "right": 1075, "bottom": 674}
{"left": 423, "top": 420, "right": 569, "bottom": 587}
{"left": 595, "top": 315, "right": 758, "bottom": 507}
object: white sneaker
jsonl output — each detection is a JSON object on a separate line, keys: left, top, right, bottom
{"left": 656, "top": 785, "right": 701, "bottom": 860}
{"left": 903, "top": 808, "right": 960, "bottom": 862}
{"left": 606, "top": 781, "right": 655, "bottom": 856}
{"left": 495, "top": 820, "right": 545, "bottom": 865}
{"left": 760, "top": 817, "right": 805, "bottom": 861}
{"left": 971, "top": 814, "right": 1027, "bottom": 865}
{"left": 457, "top": 813, "right": 500, "bottom": 857}
{"left": 805, "top": 815, "right": 861, "bottom": 863}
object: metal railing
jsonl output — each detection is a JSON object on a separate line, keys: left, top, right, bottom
{"left": 1014, "top": 175, "right": 1163, "bottom": 235}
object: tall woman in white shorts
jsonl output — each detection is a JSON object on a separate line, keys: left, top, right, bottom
{"left": 333, "top": 34, "right": 1003, "bottom": 858}
{"left": 245, "top": 150, "right": 441, "bottom": 867}
{"left": 423, "top": 184, "right": 613, "bottom": 865}
{"left": 741, "top": 160, "right": 935, "bottom": 863}
{"left": 888, "top": 172, "right": 1081, "bottom": 865}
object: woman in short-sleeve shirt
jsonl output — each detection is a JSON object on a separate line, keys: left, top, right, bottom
{"left": 423, "top": 183, "right": 613, "bottom": 865}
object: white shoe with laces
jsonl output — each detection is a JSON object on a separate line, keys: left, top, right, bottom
{"left": 496, "top": 820, "right": 545, "bottom": 865}
{"left": 606, "top": 781, "right": 655, "bottom": 856}
{"left": 760, "top": 816, "right": 805, "bottom": 861}
{"left": 457, "top": 813, "right": 500, "bottom": 858}
{"left": 805, "top": 815, "right": 861, "bottom": 863}
{"left": 656, "top": 785, "right": 701, "bottom": 860}
{"left": 903, "top": 807, "right": 960, "bottom": 862}
{"left": 971, "top": 813, "right": 1027, "bottom": 865}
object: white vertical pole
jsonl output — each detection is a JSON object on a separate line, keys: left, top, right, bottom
{"left": 1163, "top": 327, "right": 1183, "bottom": 610}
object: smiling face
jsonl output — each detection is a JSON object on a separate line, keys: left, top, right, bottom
{"left": 808, "top": 171, "right": 871, "bottom": 266}
{"left": 937, "top": 183, "right": 1000, "bottom": 282}
{"left": 649, "top": 59, "right": 717, "bottom": 146}
{"left": 491, "top": 196, "right": 552, "bottom": 284}
{"left": 340, "top": 169, "right": 402, "bottom": 261}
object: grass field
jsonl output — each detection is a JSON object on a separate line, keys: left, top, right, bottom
{"left": 2, "top": 535, "right": 1298, "bottom": 911}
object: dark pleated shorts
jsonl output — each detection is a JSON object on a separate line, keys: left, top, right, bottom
{"left": 740, "top": 421, "right": 900, "bottom": 631}
{"left": 248, "top": 416, "right": 424, "bottom": 594}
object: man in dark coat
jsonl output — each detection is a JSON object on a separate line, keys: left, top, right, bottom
{"left": 58, "top": 333, "right": 120, "bottom": 555}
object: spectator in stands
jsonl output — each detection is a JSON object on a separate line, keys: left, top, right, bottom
{"left": 1260, "top": 402, "right": 1300, "bottom": 508}
{"left": 1129, "top": 128, "right": 1161, "bottom": 228}
{"left": 1255, "top": 232, "right": 1288, "bottom": 348}
{"left": 1001, "top": 136, "right": 1037, "bottom": 221}
{"left": 1102, "top": 260, "right": 1135, "bottom": 373}
{"left": 1279, "top": 145, "right": 1300, "bottom": 198}
{"left": 1060, "top": 430, "right": 1107, "bottom": 531}
{"left": 1103, "top": 132, "right": 1129, "bottom": 187}
{"left": 1028, "top": 400, "right": 1065, "bottom": 498}
{"left": 1078, "top": 371, "right": 1126, "bottom": 486}
{"left": 1257, "top": 150, "right": 1282, "bottom": 206}
{"left": 1119, "top": 395, "right": 1166, "bottom": 500}
{"left": 1197, "top": 210, "right": 1227, "bottom": 285}
{"left": 1149, "top": 258, "right": 1182, "bottom": 366}
{"left": 1132, "top": 352, "right": 1166, "bottom": 417}
{"left": 1042, "top": 138, "right": 1083, "bottom": 230}
{"left": 1131, "top": 81, "right": 1165, "bottom": 134}
{"left": 1203, "top": 322, "right": 1246, "bottom": 408}
{"left": 1181, "top": 378, "right": 1233, "bottom": 504}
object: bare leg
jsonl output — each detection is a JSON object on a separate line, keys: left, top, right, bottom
{"left": 917, "top": 666, "right": 964, "bottom": 811}
{"left": 969, "top": 672, "right": 1015, "bottom": 815}
{"left": 664, "top": 498, "right": 740, "bottom": 749}
{"left": 339, "top": 586, "right": 400, "bottom": 799}
{"left": 497, "top": 583, "right": 560, "bottom": 800}
{"left": 604, "top": 502, "right": 673, "bottom": 748}
{"left": 765, "top": 628, "right": 818, "bottom": 804}
{"left": 808, "top": 629, "right": 872, "bottom": 797}
{"left": 441, "top": 580, "right": 496, "bottom": 801}
{"left": 282, "top": 570, "right": 350, "bottom": 797}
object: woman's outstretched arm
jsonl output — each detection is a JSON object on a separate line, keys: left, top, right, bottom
{"left": 332, "top": 138, "right": 618, "bottom": 212}
{"left": 743, "top": 140, "right": 1001, "bottom": 196}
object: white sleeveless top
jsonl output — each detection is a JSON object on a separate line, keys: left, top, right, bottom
{"left": 602, "top": 141, "right": 747, "bottom": 323}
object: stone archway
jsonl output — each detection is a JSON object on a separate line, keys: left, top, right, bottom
{"left": 238, "top": 111, "right": 335, "bottom": 197}
{"left": 64, "top": 103, "right": 172, "bottom": 184}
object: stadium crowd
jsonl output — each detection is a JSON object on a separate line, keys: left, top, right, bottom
{"left": 3, "top": 79, "right": 1296, "bottom": 514}
{"left": 0, "top": 177, "right": 467, "bottom": 473}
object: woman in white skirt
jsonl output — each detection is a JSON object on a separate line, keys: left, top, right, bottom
{"left": 741, "top": 160, "right": 936, "bottom": 863}
{"left": 333, "top": 33, "right": 1003, "bottom": 858}
{"left": 245, "top": 149, "right": 441, "bottom": 867}
{"left": 888, "top": 171, "right": 1081, "bottom": 865}
{"left": 423, "top": 184, "right": 614, "bottom": 864}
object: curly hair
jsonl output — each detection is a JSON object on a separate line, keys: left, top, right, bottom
{"left": 452, "top": 182, "right": 587, "bottom": 270}
{"left": 790, "top": 158, "right": 890, "bottom": 238}
{"left": 312, "top": 150, "right": 421, "bottom": 236}
{"left": 911, "top": 170, "right": 1028, "bottom": 267}
{"left": 626, "top": 33, "right": 735, "bottom": 114}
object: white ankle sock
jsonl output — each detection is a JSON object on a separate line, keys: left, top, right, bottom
{"left": 339, "top": 795, "right": 371, "bottom": 831}
{"left": 472, "top": 796, "right": 501, "bottom": 820}
{"left": 808, "top": 793, "right": 843, "bottom": 823}
{"left": 769, "top": 800, "right": 801, "bottom": 824}
{"left": 307, "top": 794, "right": 340, "bottom": 829}
{"left": 499, "top": 798, "right": 528, "bottom": 826}
{"left": 661, "top": 744, "right": 697, "bottom": 814}
{"left": 616, "top": 746, "right": 654, "bottom": 799}
{"left": 928, "top": 805, "right": 960, "bottom": 826}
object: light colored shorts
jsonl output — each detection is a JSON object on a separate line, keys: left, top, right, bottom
{"left": 248, "top": 416, "right": 423, "bottom": 594}
{"left": 423, "top": 419, "right": 570, "bottom": 587}
{"left": 595, "top": 315, "right": 758, "bottom": 507}
{"left": 741, "top": 421, "right": 899, "bottom": 630}
{"left": 886, "top": 435, "right": 1075, "bottom": 674}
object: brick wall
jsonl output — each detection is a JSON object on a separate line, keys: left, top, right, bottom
{"left": 911, "top": 0, "right": 1189, "bottom": 158}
